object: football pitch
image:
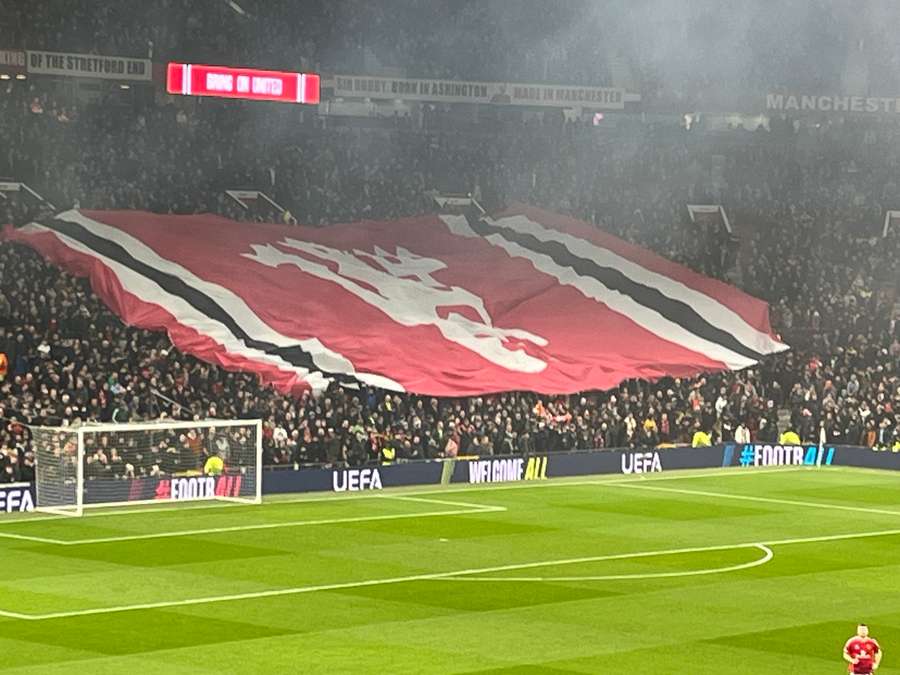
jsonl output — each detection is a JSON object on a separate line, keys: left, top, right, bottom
{"left": 1, "top": 466, "right": 899, "bottom": 674}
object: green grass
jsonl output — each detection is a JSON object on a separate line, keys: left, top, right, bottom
{"left": 1, "top": 466, "right": 899, "bottom": 673}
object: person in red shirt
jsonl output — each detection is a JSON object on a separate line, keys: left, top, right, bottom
{"left": 844, "top": 624, "right": 882, "bottom": 674}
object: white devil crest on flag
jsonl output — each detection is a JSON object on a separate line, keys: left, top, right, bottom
{"left": 244, "top": 239, "right": 548, "bottom": 373}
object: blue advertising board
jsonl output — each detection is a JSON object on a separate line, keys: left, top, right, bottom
{"left": 263, "top": 459, "right": 446, "bottom": 494}
{"left": 448, "top": 446, "right": 726, "bottom": 485}
{"left": 0, "top": 482, "right": 35, "bottom": 513}
{"left": 260, "top": 443, "right": 894, "bottom": 494}
{"left": 720, "top": 442, "right": 836, "bottom": 468}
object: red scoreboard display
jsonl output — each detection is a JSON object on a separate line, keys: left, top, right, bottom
{"left": 166, "top": 62, "right": 320, "bottom": 104}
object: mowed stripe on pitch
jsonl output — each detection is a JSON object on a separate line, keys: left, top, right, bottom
{"left": 3, "top": 527, "right": 900, "bottom": 621}
{"left": 3, "top": 470, "right": 900, "bottom": 620}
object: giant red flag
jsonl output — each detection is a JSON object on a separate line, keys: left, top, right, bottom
{"left": 4, "top": 206, "right": 787, "bottom": 395}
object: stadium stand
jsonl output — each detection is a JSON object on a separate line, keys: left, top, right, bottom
{"left": 1, "top": 103, "right": 898, "bottom": 477}
{"left": 6, "top": 0, "right": 614, "bottom": 84}
{"left": 6, "top": 6, "right": 900, "bottom": 673}
{"left": 0, "top": 2, "right": 898, "bottom": 483}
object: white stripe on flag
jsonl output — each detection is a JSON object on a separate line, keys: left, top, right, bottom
{"left": 492, "top": 214, "right": 786, "bottom": 356}
{"left": 23, "top": 224, "right": 330, "bottom": 393}
{"left": 439, "top": 214, "right": 762, "bottom": 369}
{"left": 484, "top": 229, "right": 757, "bottom": 370}
{"left": 48, "top": 211, "right": 405, "bottom": 392}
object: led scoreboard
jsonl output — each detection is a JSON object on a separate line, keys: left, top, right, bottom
{"left": 166, "top": 62, "right": 320, "bottom": 104}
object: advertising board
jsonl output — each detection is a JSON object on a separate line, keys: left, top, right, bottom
{"left": 10, "top": 445, "right": 897, "bottom": 508}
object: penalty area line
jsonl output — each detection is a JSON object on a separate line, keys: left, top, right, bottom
{"left": 6, "top": 527, "right": 900, "bottom": 621}
{"left": 0, "top": 500, "right": 502, "bottom": 547}
{"left": 380, "top": 494, "right": 507, "bottom": 511}
{"left": 0, "top": 608, "right": 37, "bottom": 620}
{"left": 0, "top": 531, "right": 68, "bottom": 545}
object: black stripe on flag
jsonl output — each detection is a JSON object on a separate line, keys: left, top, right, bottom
{"left": 468, "top": 215, "right": 765, "bottom": 362}
{"left": 38, "top": 217, "right": 357, "bottom": 383}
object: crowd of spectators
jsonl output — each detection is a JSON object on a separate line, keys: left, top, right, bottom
{"left": 1, "top": 228, "right": 896, "bottom": 480}
{"left": 1, "top": 92, "right": 899, "bottom": 483}
{"left": 2, "top": 241, "right": 899, "bottom": 467}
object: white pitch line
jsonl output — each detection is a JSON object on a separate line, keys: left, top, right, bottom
{"left": 381, "top": 494, "right": 508, "bottom": 511}
{"left": 762, "top": 527, "right": 900, "bottom": 547}
{"left": 0, "top": 505, "right": 498, "bottom": 547}
{"left": 614, "top": 483, "right": 900, "bottom": 518}
{"left": 8, "top": 528, "right": 900, "bottom": 621}
{"left": 0, "top": 531, "right": 68, "bottom": 545}
{"left": 0, "top": 608, "right": 38, "bottom": 620}
{"left": 0, "top": 499, "right": 245, "bottom": 524}
{"left": 446, "top": 544, "right": 774, "bottom": 582}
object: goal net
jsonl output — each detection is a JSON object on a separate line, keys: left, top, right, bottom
{"left": 30, "top": 419, "right": 263, "bottom": 516}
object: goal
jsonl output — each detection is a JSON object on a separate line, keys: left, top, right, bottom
{"left": 30, "top": 419, "right": 263, "bottom": 516}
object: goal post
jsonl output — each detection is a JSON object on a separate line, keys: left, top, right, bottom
{"left": 31, "top": 419, "right": 263, "bottom": 516}
{"left": 29, "top": 426, "right": 83, "bottom": 517}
